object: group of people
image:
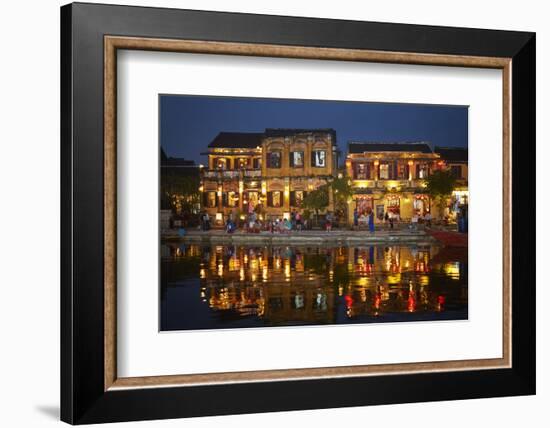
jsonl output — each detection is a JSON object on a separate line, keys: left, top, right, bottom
{"left": 221, "top": 209, "right": 318, "bottom": 234}
{"left": 265, "top": 210, "right": 308, "bottom": 234}
{"left": 204, "top": 208, "right": 434, "bottom": 234}
{"left": 353, "top": 208, "right": 376, "bottom": 233}
{"left": 352, "top": 208, "right": 432, "bottom": 232}
{"left": 410, "top": 211, "right": 432, "bottom": 230}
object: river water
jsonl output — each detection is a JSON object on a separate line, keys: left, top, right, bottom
{"left": 160, "top": 242, "right": 467, "bottom": 331}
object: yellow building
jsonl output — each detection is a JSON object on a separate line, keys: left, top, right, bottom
{"left": 346, "top": 142, "right": 444, "bottom": 223}
{"left": 201, "top": 129, "right": 339, "bottom": 224}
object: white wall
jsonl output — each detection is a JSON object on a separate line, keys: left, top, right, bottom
{"left": 0, "top": 1, "right": 546, "bottom": 427}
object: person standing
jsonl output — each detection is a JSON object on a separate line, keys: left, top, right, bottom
{"left": 424, "top": 211, "right": 432, "bottom": 227}
{"left": 204, "top": 212, "right": 210, "bottom": 231}
{"left": 411, "top": 212, "right": 419, "bottom": 231}
{"left": 353, "top": 208, "right": 359, "bottom": 228}
{"left": 368, "top": 210, "right": 375, "bottom": 234}
{"left": 325, "top": 212, "right": 332, "bottom": 232}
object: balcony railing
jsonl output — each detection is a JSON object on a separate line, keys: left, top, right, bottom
{"left": 201, "top": 169, "right": 262, "bottom": 180}
{"left": 352, "top": 178, "right": 427, "bottom": 189}
{"left": 202, "top": 170, "right": 219, "bottom": 178}
{"left": 244, "top": 169, "right": 262, "bottom": 178}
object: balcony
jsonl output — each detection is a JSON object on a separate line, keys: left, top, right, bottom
{"left": 244, "top": 169, "right": 262, "bottom": 178}
{"left": 203, "top": 170, "right": 219, "bottom": 178}
{"left": 201, "top": 169, "right": 263, "bottom": 180}
{"left": 352, "top": 178, "right": 427, "bottom": 191}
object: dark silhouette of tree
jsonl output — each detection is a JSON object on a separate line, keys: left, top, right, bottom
{"left": 424, "top": 169, "right": 457, "bottom": 218}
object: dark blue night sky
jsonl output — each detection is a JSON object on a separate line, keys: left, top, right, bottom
{"left": 160, "top": 95, "right": 468, "bottom": 165}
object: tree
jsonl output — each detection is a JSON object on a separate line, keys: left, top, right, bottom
{"left": 160, "top": 172, "right": 201, "bottom": 216}
{"left": 329, "top": 177, "right": 353, "bottom": 223}
{"left": 302, "top": 185, "right": 329, "bottom": 226}
{"left": 424, "top": 169, "right": 457, "bottom": 219}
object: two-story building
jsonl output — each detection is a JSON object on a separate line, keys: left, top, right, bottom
{"left": 200, "top": 129, "right": 339, "bottom": 224}
{"left": 346, "top": 142, "right": 443, "bottom": 223}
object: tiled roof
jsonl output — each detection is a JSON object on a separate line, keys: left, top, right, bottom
{"left": 348, "top": 142, "right": 433, "bottom": 154}
{"left": 434, "top": 146, "right": 468, "bottom": 162}
{"left": 208, "top": 132, "right": 264, "bottom": 149}
{"left": 160, "top": 147, "right": 196, "bottom": 166}
{"left": 264, "top": 128, "right": 336, "bottom": 139}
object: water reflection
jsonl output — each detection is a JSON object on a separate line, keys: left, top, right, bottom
{"left": 160, "top": 243, "right": 467, "bottom": 331}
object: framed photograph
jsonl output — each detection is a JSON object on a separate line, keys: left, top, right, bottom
{"left": 61, "top": 2, "right": 535, "bottom": 424}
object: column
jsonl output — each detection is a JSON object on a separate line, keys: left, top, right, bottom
{"left": 238, "top": 180, "right": 244, "bottom": 211}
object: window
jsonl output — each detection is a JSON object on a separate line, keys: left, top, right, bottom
{"left": 291, "top": 190, "right": 304, "bottom": 207}
{"left": 272, "top": 191, "right": 281, "bottom": 207}
{"left": 207, "top": 191, "right": 217, "bottom": 207}
{"left": 379, "top": 163, "right": 389, "bottom": 179}
{"left": 355, "top": 163, "right": 368, "bottom": 179}
{"left": 398, "top": 163, "right": 408, "bottom": 179}
{"left": 267, "top": 151, "right": 281, "bottom": 168}
{"left": 312, "top": 150, "right": 326, "bottom": 167}
{"left": 253, "top": 157, "right": 261, "bottom": 169}
{"left": 416, "top": 163, "right": 429, "bottom": 179}
{"left": 450, "top": 165, "right": 462, "bottom": 178}
{"left": 215, "top": 158, "right": 227, "bottom": 170}
{"left": 227, "top": 191, "right": 237, "bottom": 207}
{"left": 248, "top": 192, "right": 259, "bottom": 209}
{"left": 237, "top": 158, "right": 249, "bottom": 169}
{"left": 356, "top": 197, "right": 373, "bottom": 215}
{"left": 290, "top": 151, "right": 304, "bottom": 167}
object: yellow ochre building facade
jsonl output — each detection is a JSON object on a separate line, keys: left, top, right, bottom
{"left": 346, "top": 142, "right": 468, "bottom": 224}
{"left": 200, "top": 130, "right": 467, "bottom": 226}
{"left": 200, "top": 129, "right": 339, "bottom": 223}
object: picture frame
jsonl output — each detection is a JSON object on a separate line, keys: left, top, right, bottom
{"left": 60, "top": 2, "right": 535, "bottom": 424}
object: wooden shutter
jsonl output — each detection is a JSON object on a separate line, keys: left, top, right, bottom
{"left": 267, "top": 191, "right": 273, "bottom": 207}
{"left": 289, "top": 152, "right": 294, "bottom": 167}
{"left": 290, "top": 191, "right": 296, "bottom": 207}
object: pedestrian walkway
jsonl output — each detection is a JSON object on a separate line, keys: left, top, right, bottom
{"left": 162, "top": 227, "right": 436, "bottom": 245}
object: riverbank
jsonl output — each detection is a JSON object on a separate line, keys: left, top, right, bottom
{"left": 162, "top": 228, "right": 437, "bottom": 245}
